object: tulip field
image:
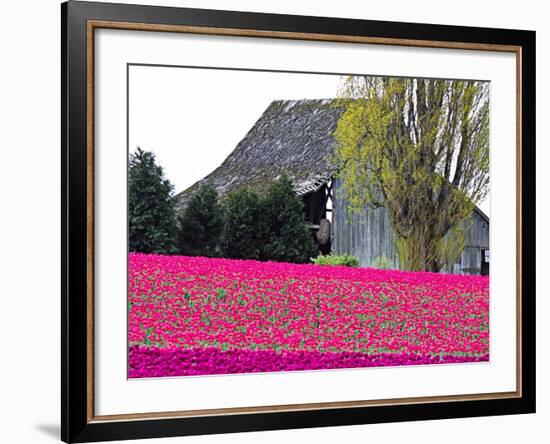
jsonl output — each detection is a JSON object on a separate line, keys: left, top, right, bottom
{"left": 128, "top": 253, "right": 489, "bottom": 378}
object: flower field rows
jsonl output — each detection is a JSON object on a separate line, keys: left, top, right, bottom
{"left": 128, "top": 253, "right": 489, "bottom": 378}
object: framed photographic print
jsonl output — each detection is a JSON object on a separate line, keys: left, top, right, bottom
{"left": 61, "top": 1, "right": 536, "bottom": 442}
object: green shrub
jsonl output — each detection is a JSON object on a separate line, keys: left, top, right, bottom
{"left": 262, "top": 175, "right": 318, "bottom": 263}
{"left": 222, "top": 176, "right": 318, "bottom": 264}
{"left": 312, "top": 254, "right": 360, "bottom": 267}
{"left": 372, "top": 256, "right": 393, "bottom": 270}
{"left": 221, "top": 188, "right": 268, "bottom": 260}
{"left": 178, "top": 184, "right": 224, "bottom": 257}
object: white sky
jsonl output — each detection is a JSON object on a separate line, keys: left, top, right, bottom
{"left": 129, "top": 65, "right": 489, "bottom": 216}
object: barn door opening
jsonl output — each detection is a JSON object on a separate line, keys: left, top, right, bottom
{"left": 302, "top": 180, "right": 333, "bottom": 255}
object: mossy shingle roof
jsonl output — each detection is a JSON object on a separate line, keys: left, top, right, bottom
{"left": 175, "top": 99, "right": 345, "bottom": 209}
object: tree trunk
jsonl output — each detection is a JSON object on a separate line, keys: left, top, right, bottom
{"left": 426, "top": 259, "right": 442, "bottom": 273}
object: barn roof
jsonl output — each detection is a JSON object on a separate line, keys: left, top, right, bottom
{"left": 473, "top": 205, "right": 490, "bottom": 224}
{"left": 174, "top": 99, "right": 346, "bottom": 209}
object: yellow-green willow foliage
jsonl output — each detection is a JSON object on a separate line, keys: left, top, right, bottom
{"left": 334, "top": 76, "right": 489, "bottom": 272}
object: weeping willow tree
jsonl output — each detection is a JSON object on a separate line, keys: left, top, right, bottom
{"left": 334, "top": 76, "right": 489, "bottom": 272}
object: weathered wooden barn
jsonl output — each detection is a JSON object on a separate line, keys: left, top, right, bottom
{"left": 175, "top": 99, "right": 489, "bottom": 275}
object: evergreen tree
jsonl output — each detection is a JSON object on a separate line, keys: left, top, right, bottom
{"left": 178, "top": 185, "right": 224, "bottom": 257}
{"left": 221, "top": 188, "right": 267, "bottom": 260}
{"left": 128, "top": 147, "right": 177, "bottom": 254}
{"left": 263, "top": 175, "right": 318, "bottom": 263}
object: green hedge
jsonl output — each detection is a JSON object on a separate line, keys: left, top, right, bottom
{"left": 312, "top": 254, "right": 360, "bottom": 267}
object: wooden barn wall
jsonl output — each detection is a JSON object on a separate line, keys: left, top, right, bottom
{"left": 332, "top": 178, "right": 489, "bottom": 274}
{"left": 332, "top": 179, "right": 400, "bottom": 269}
{"left": 450, "top": 210, "right": 490, "bottom": 275}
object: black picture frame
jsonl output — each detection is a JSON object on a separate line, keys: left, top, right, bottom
{"left": 61, "top": 1, "right": 536, "bottom": 442}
